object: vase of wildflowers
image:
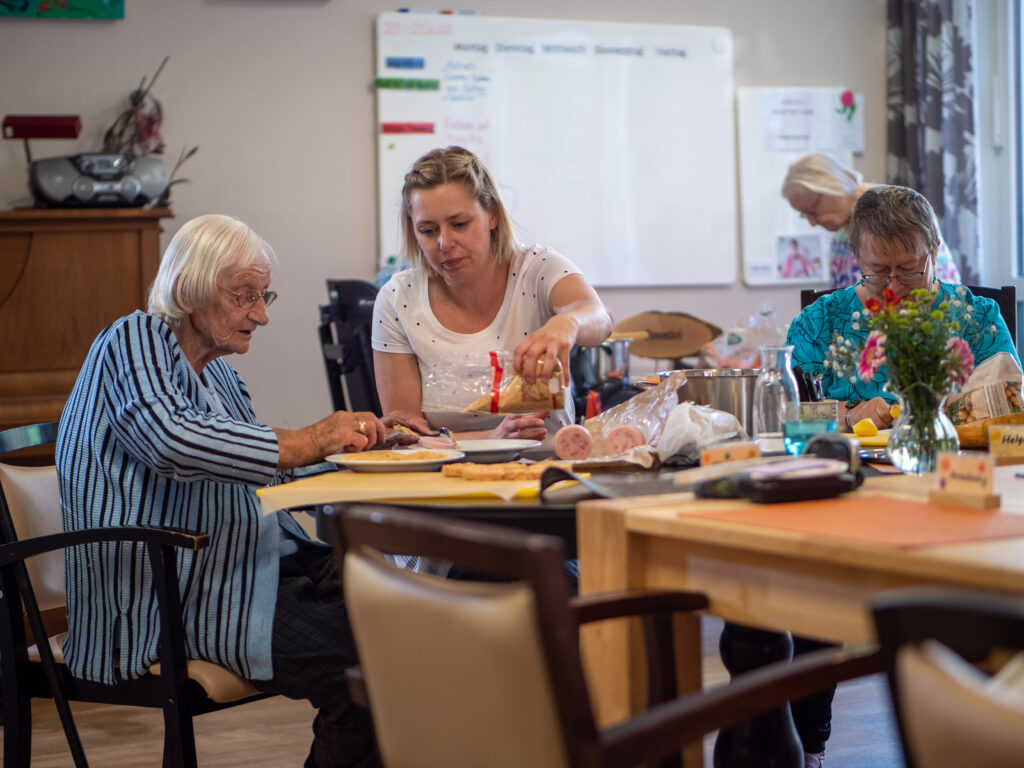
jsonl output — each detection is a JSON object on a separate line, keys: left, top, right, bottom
{"left": 852, "top": 286, "right": 974, "bottom": 473}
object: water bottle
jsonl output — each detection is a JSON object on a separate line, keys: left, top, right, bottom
{"left": 752, "top": 345, "right": 800, "bottom": 454}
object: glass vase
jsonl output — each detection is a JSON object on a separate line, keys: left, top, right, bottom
{"left": 752, "top": 345, "right": 800, "bottom": 454}
{"left": 885, "top": 383, "right": 959, "bottom": 474}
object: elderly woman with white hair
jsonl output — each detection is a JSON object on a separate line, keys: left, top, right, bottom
{"left": 57, "top": 214, "right": 383, "bottom": 768}
{"left": 781, "top": 152, "right": 960, "bottom": 288}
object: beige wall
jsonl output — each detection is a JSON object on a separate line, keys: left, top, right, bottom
{"left": 0, "top": 0, "right": 887, "bottom": 427}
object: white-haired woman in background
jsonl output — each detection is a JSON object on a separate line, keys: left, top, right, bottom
{"left": 781, "top": 152, "right": 961, "bottom": 289}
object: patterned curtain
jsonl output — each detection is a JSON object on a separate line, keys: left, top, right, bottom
{"left": 887, "top": 0, "right": 979, "bottom": 283}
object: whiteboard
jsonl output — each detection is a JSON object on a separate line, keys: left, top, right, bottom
{"left": 736, "top": 87, "right": 863, "bottom": 286}
{"left": 375, "top": 13, "right": 736, "bottom": 287}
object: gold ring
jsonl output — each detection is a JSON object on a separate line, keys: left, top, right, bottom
{"left": 358, "top": 421, "right": 366, "bottom": 434}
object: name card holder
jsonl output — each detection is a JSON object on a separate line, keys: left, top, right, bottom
{"left": 700, "top": 441, "right": 760, "bottom": 466}
{"left": 990, "top": 424, "right": 1024, "bottom": 466}
{"left": 928, "top": 452, "right": 1000, "bottom": 509}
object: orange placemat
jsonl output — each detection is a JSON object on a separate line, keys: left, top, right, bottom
{"left": 685, "top": 495, "right": 1024, "bottom": 549}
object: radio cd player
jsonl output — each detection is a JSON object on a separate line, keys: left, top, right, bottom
{"left": 29, "top": 153, "right": 170, "bottom": 207}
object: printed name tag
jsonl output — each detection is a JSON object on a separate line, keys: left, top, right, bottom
{"left": 989, "top": 425, "right": 1024, "bottom": 457}
{"left": 700, "top": 441, "right": 761, "bottom": 466}
{"left": 937, "top": 453, "right": 995, "bottom": 494}
{"left": 798, "top": 399, "right": 839, "bottom": 423}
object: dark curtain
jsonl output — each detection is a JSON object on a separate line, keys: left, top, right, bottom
{"left": 887, "top": 0, "right": 979, "bottom": 283}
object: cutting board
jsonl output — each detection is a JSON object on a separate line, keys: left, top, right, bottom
{"left": 856, "top": 429, "right": 890, "bottom": 448}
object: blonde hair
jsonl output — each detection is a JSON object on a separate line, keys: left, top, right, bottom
{"left": 400, "top": 146, "right": 517, "bottom": 274}
{"left": 148, "top": 214, "right": 276, "bottom": 323}
{"left": 781, "top": 153, "right": 863, "bottom": 199}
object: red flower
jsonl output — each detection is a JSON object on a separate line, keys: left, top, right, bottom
{"left": 865, "top": 298, "right": 882, "bottom": 312}
{"left": 840, "top": 90, "right": 855, "bottom": 108}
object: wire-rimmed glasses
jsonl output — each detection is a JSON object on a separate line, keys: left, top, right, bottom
{"left": 860, "top": 271, "right": 927, "bottom": 287}
{"left": 219, "top": 286, "right": 278, "bottom": 310}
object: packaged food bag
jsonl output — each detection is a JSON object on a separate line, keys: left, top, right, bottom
{"left": 465, "top": 351, "right": 565, "bottom": 415}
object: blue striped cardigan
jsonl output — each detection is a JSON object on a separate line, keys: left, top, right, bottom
{"left": 57, "top": 311, "right": 311, "bottom": 684}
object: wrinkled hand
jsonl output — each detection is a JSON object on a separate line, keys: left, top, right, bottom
{"left": 843, "top": 397, "right": 893, "bottom": 431}
{"left": 312, "top": 411, "right": 386, "bottom": 454}
{"left": 492, "top": 412, "right": 548, "bottom": 441}
{"left": 382, "top": 409, "right": 433, "bottom": 435}
{"left": 513, "top": 315, "right": 576, "bottom": 384}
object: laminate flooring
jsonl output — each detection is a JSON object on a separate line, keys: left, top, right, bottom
{"left": 4, "top": 617, "right": 905, "bottom": 767}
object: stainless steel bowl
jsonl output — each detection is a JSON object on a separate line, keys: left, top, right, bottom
{"left": 676, "top": 368, "right": 759, "bottom": 436}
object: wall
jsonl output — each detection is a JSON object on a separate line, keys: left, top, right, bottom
{"left": 0, "top": 0, "right": 887, "bottom": 427}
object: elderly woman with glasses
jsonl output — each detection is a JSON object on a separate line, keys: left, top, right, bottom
{"left": 787, "top": 186, "right": 1020, "bottom": 433}
{"left": 57, "top": 214, "right": 384, "bottom": 768}
{"left": 782, "top": 153, "right": 961, "bottom": 289}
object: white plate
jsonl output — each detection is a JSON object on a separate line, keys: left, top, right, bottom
{"left": 453, "top": 439, "right": 542, "bottom": 463}
{"left": 326, "top": 448, "right": 465, "bottom": 473}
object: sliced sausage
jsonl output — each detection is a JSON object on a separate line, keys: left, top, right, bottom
{"left": 605, "top": 424, "right": 646, "bottom": 456}
{"left": 553, "top": 424, "right": 593, "bottom": 460}
{"left": 419, "top": 434, "right": 457, "bottom": 450}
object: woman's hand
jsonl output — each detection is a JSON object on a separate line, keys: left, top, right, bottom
{"left": 314, "top": 411, "right": 387, "bottom": 454}
{"left": 275, "top": 411, "right": 387, "bottom": 470}
{"left": 491, "top": 412, "right": 549, "bottom": 441}
{"left": 514, "top": 315, "right": 577, "bottom": 384}
{"left": 841, "top": 398, "right": 894, "bottom": 432}
{"left": 382, "top": 409, "right": 433, "bottom": 435}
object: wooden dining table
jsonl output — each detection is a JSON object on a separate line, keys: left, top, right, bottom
{"left": 577, "top": 465, "right": 1024, "bottom": 763}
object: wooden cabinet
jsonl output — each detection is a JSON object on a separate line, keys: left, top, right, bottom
{"left": 0, "top": 208, "right": 173, "bottom": 432}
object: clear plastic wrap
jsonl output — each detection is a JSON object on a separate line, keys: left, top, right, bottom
{"left": 584, "top": 370, "right": 687, "bottom": 455}
{"left": 420, "top": 350, "right": 565, "bottom": 416}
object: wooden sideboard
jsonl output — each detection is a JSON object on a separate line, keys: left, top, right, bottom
{"left": 0, "top": 208, "right": 173, "bottom": 433}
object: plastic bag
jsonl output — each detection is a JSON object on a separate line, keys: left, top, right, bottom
{"left": 655, "top": 402, "right": 743, "bottom": 462}
{"left": 427, "top": 350, "right": 565, "bottom": 415}
{"left": 584, "top": 370, "right": 687, "bottom": 455}
{"left": 698, "top": 302, "right": 788, "bottom": 369}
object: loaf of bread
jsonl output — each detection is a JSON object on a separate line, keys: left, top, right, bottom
{"left": 466, "top": 359, "right": 565, "bottom": 414}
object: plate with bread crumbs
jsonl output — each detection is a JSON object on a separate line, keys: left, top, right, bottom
{"left": 326, "top": 448, "right": 465, "bottom": 473}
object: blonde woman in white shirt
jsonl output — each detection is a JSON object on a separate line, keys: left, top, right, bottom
{"left": 372, "top": 145, "right": 612, "bottom": 442}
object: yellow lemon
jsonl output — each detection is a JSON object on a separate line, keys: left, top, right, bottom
{"left": 890, "top": 404, "right": 901, "bottom": 420}
{"left": 852, "top": 418, "right": 879, "bottom": 437}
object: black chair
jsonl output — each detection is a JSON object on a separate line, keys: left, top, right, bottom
{"left": 318, "top": 279, "right": 383, "bottom": 415}
{"left": 330, "top": 504, "right": 880, "bottom": 768}
{"left": 872, "top": 587, "right": 1024, "bottom": 768}
{"left": 0, "top": 422, "right": 272, "bottom": 768}
{"left": 800, "top": 284, "right": 1017, "bottom": 344}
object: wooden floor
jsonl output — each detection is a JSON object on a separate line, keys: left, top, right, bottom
{"left": 5, "top": 617, "right": 905, "bottom": 767}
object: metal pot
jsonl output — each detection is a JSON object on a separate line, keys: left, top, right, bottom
{"left": 676, "top": 368, "right": 759, "bottom": 436}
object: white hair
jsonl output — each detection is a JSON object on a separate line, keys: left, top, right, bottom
{"left": 148, "top": 214, "right": 276, "bottom": 322}
{"left": 781, "top": 153, "right": 863, "bottom": 198}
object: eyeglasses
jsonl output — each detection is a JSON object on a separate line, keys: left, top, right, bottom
{"left": 860, "top": 271, "right": 927, "bottom": 287}
{"left": 797, "top": 194, "right": 822, "bottom": 220}
{"left": 219, "top": 286, "right": 278, "bottom": 310}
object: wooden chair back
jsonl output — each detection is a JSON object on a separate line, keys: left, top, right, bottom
{"left": 873, "top": 587, "right": 1024, "bottom": 768}
{"left": 331, "top": 503, "right": 882, "bottom": 768}
{"left": 0, "top": 422, "right": 269, "bottom": 768}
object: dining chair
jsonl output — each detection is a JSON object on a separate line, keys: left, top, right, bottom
{"left": 329, "top": 503, "right": 879, "bottom": 768}
{"left": 800, "top": 284, "right": 1017, "bottom": 344}
{"left": 872, "top": 587, "right": 1024, "bottom": 768}
{"left": 317, "top": 278, "right": 383, "bottom": 415}
{"left": 0, "top": 422, "right": 272, "bottom": 768}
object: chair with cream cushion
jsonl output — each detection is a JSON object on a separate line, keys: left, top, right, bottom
{"left": 0, "top": 422, "right": 271, "bottom": 768}
{"left": 873, "top": 587, "right": 1024, "bottom": 768}
{"left": 330, "top": 504, "right": 880, "bottom": 768}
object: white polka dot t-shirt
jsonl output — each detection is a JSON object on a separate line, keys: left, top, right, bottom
{"left": 372, "top": 244, "right": 581, "bottom": 433}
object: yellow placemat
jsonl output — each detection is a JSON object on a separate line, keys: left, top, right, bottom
{"left": 258, "top": 471, "right": 540, "bottom": 515}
